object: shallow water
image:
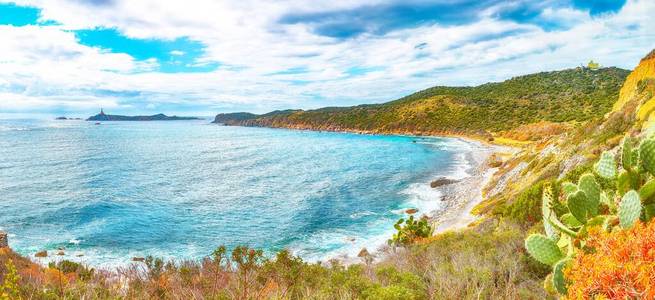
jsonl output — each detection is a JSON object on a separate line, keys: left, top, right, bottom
{"left": 0, "top": 119, "right": 474, "bottom": 267}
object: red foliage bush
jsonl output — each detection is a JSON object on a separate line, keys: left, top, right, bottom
{"left": 565, "top": 220, "right": 655, "bottom": 299}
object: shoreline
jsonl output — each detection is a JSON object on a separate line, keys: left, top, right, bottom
{"left": 320, "top": 135, "right": 515, "bottom": 265}
{"left": 214, "top": 122, "right": 528, "bottom": 148}
{"left": 8, "top": 125, "right": 517, "bottom": 269}
{"left": 428, "top": 140, "right": 512, "bottom": 233}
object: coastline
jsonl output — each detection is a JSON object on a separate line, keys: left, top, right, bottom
{"left": 214, "top": 122, "right": 523, "bottom": 148}
{"left": 210, "top": 124, "right": 521, "bottom": 264}
{"left": 312, "top": 134, "right": 516, "bottom": 264}
{"left": 7, "top": 123, "right": 518, "bottom": 268}
{"left": 428, "top": 139, "right": 513, "bottom": 233}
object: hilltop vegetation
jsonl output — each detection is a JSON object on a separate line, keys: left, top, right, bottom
{"left": 215, "top": 67, "right": 629, "bottom": 140}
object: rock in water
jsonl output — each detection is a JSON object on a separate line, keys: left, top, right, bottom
{"left": 0, "top": 231, "right": 7, "bottom": 248}
{"left": 132, "top": 257, "right": 145, "bottom": 262}
{"left": 430, "top": 177, "right": 458, "bottom": 188}
{"left": 405, "top": 208, "right": 419, "bottom": 214}
{"left": 35, "top": 250, "right": 47, "bottom": 258}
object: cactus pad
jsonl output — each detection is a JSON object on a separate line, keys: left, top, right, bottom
{"left": 561, "top": 213, "right": 583, "bottom": 228}
{"left": 595, "top": 151, "right": 616, "bottom": 179}
{"left": 639, "top": 179, "right": 655, "bottom": 204}
{"left": 542, "top": 186, "right": 577, "bottom": 237}
{"left": 622, "top": 136, "right": 635, "bottom": 171}
{"left": 644, "top": 204, "right": 655, "bottom": 222}
{"left": 568, "top": 190, "right": 589, "bottom": 224}
{"left": 640, "top": 138, "right": 655, "bottom": 176}
{"left": 561, "top": 182, "right": 578, "bottom": 198}
{"left": 578, "top": 173, "right": 600, "bottom": 216}
{"left": 525, "top": 234, "right": 564, "bottom": 266}
{"left": 618, "top": 190, "right": 642, "bottom": 229}
{"left": 553, "top": 258, "right": 571, "bottom": 295}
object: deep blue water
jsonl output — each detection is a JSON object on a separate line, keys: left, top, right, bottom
{"left": 0, "top": 119, "right": 473, "bottom": 267}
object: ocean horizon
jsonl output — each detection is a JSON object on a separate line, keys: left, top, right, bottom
{"left": 0, "top": 118, "right": 476, "bottom": 268}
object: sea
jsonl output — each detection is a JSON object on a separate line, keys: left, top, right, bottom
{"left": 0, "top": 118, "right": 476, "bottom": 268}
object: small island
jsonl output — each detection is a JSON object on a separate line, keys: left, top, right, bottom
{"left": 87, "top": 109, "right": 202, "bottom": 121}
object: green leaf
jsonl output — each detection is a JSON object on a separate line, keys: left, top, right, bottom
{"left": 525, "top": 234, "right": 564, "bottom": 266}
{"left": 618, "top": 190, "right": 642, "bottom": 229}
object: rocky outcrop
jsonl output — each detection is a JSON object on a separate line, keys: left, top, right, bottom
{"left": 0, "top": 231, "right": 7, "bottom": 248}
{"left": 430, "top": 178, "right": 459, "bottom": 188}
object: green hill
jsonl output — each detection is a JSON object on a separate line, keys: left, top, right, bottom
{"left": 214, "top": 67, "right": 629, "bottom": 139}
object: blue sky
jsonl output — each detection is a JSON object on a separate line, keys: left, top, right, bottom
{"left": 0, "top": 0, "right": 652, "bottom": 117}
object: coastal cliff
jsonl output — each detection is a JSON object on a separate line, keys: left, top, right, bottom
{"left": 213, "top": 67, "right": 629, "bottom": 142}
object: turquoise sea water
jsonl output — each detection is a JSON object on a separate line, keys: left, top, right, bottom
{"left": 0, "top": 119, "right": 474, "bottom": 267}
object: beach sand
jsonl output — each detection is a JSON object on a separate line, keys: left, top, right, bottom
{"left": 429, "top": 140, "right": 514, "bottom": 233}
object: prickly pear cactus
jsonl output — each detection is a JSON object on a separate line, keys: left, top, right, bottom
{"left": 561, "top": 182, "right": 578, "bottom": 197}
{"left": 618, "top": 190, "right": 642, "bottom": 229}
{"left": 622, "top": 136, "right": 636, "bottom": 170}
{"left": 640, "top": 138, "right": 655, "bottom": 176}
{"left": 639, "top": 179, "right": 655, "bottom": 203}
{"left": 578, "top": 174, "right": 600, "bottom": 216}
{"left": 567, "top": 190, "right": 589, "bottom": 224}
{"left": 595, "top": 151, "right": 617, "bottom": 179}
{"left": 560, "top": 213, "right": 583, "bottom": 228}
{"left": 525, "top": 234, "right": 564, "bottom": 266}
{"left": 553, "top": 259, "right": 571, "bottom": 294}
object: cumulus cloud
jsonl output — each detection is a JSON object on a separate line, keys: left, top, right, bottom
{"left": 0, "top": 0, "right": 653, "bottom": 116}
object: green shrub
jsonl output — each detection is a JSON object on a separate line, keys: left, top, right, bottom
{"left": 389, "top": 215, "right": 434, "bottom": 246}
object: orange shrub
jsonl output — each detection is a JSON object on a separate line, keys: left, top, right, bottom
{"left": 565, "top": 220, "right": 655, "bottom": 299}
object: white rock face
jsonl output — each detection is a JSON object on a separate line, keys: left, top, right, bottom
{"left": 488, "top": 162, "right": 528, "bottom": 198}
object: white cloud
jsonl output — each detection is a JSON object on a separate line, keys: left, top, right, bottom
{"left": 0, "top": 0, "right": 654, "bottom": 115}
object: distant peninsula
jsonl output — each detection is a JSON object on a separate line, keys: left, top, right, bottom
{"left": 87, "top": 109, "right": 202, "bottom": 121}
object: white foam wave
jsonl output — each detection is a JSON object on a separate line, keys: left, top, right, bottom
{"left": 290, "top": 218, "right": 395, "bottom": 263}
{"left": 349, "top": 211, "right": 376, "bottom": 219}
{"left": 400, "top": 183, "right": 444, "bottom": 215}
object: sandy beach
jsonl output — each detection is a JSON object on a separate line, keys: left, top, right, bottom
{"left": 429, "top": 140, "right": 514, "bottom": 233}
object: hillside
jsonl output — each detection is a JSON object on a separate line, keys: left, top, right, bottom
{"left": 86, "top": 110, "right": 201, "bottom": 121}
{"left": 214, "top": 67, "right": 629, "bottom": 140}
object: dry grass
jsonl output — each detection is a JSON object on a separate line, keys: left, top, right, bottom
{"left": 0, "top": 220, "right": 549, "bottom": 299}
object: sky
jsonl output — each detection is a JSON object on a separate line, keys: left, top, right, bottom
{"left": 0, "top": 0, "right": 653, "bottom": 118}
